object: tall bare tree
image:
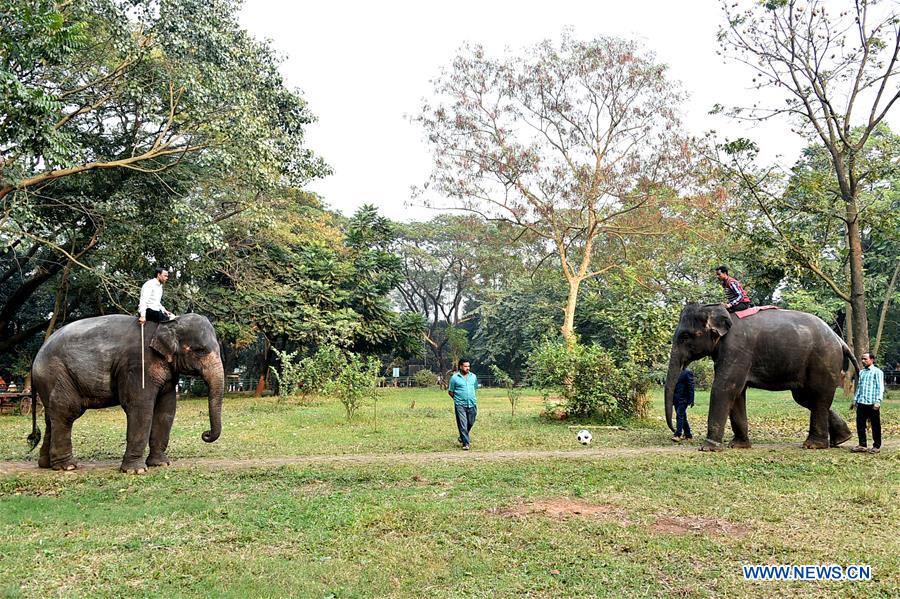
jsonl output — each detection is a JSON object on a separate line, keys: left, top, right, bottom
{"left": 417, "top": 33, "right": 691, "bottom": 343}
{"left": 718, "top": 0, "right": 900, "bottom": 354}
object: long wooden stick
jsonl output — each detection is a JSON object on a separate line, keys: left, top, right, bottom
{"left": 141, "top": 323, "right": 145, "bottom": 389}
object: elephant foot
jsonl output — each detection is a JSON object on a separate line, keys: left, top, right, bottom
{"left": 802, "top": 436, "right": 830, "bottom": 449}
{"left": 146, "top": 455, "right": 171, "bottom": 468}
{"left": 120, "top": 459, "right": 148, "bottom": 474}
{"left": 38, "top": 455, "right": 51, "bottom": 469}
{"left": 699, "top": 440, "right": 725, "bottom": 452}
{"left": 51, "top": 462, "right": 77, "bottom": 471}
{"left": 729, "top": 439, "right": 752, "bottom": 449}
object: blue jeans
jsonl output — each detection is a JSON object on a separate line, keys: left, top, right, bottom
{"left": 454, "top": 404, "right": 477, "bottom": 446}
{"left": 675, "top": 404, "right": 692, "bottom": 438}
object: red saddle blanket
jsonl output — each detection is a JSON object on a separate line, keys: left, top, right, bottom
{"left": 734, "top": 305, "right": 780, "bottom": 319}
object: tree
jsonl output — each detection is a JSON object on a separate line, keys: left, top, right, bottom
{"left": 708, "top": 126, "right": 899, "bottom": 350}
{"left": 417, "top": 32, "right": 691, "bottom": 344}
{"left": 394, "top": 215, "right": 527, "bottom": 372}
{"left": 718, "top": 0, "right": 900, "bottom": 354}
{"left": 1, "top": 0, "right": 327, "bottom": 352}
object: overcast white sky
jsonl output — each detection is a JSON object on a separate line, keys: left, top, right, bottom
{"left": 237, "top": 0, "right": 887, "bottom": 221}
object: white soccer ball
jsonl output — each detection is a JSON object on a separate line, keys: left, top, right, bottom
{"left": 576, "top": 429, "right": 592, "bottom": 445}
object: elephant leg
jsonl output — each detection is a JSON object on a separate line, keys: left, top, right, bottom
{"left": 701, "top": 383, "right": 737, "bottom": 451}
{"left": 728, "top": 387, "right": 751, "bottom": 449}
{"left": 147, "top": 388, "right": 176, "bottom": 467}
{"left": 828, "top": 408, "right": 852, "bottom": 447}
{"left": 49, "top": 411, "right": 82, "bottom": 471}
{"left": 38, "top": 409, "right": 52, "bottom": 469}
{"left": 120, "top": 406, "right": 153, "bottom": 474}
{"left": 792, "top": 389, "right": 830, "bottom": 449}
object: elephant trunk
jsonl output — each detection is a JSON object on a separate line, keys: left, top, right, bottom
{"left": 663, "top": 347, "right": 683, "bottom": 433}
{"left": 200, "top": 352, "right": 224, "bottom": 443}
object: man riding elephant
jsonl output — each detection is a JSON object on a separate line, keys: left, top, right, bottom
{"left": 28, "top": 313, "right": 224, "bottom": 473}
{"left": 664, "top": 303, "right": 856, "bottom": 451}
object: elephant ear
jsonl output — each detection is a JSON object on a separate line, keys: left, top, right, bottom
{"left": 150, "top": 323, "right": 178, "bottom": 363}
{"left": 705, "top": 307, "right": 732, "bottom": 338}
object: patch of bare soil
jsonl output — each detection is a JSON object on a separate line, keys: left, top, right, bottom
{"left": 490, "top": 498, "right": 629, "bottom": 523}
{"left": 650, "top": 515, "right": 751, "bottom": 537}
{"left": 490, "top": 497, "right": 752, "bottom": 538}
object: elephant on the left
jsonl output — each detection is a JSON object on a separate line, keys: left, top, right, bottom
{"left": 27, "top": 314, "right": 224, "bottom": 473}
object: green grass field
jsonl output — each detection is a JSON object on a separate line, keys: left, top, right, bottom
{"left": 1, "top": 387, "right": 898, "bottom": 597}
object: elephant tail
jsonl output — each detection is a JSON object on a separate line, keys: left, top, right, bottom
{"left": 26, "top": 386, "right": 41, "bottom": 452}
{"left": 840, "top": 342, "right": 860, "bottom": 398}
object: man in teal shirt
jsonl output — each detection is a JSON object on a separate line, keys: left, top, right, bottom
{"left": 851, "top": 352, "right": 884, "bottom": 453}
{"left": 448, "top": 359, "right": 478, "bottom": 450}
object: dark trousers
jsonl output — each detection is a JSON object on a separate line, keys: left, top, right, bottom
{"left": 675, "top": 403, "right": 692, "bottom": 438}
{"left": 454, "top": 404, "right": 477, "bottom": 446}
{"left": 855, "top": 404, "right": 882, "bottom": 449}
{"left": 727, "top": 302, "right": 750, "bottom": 313}
{"left": 145, "top": 308, "right": 170, "bottom": 323}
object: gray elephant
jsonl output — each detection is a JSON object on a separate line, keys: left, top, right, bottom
{"left": 664, "top": 303, "right": 857, "bottom": 451}
{"left": 27, "top": 314, "right": 223, "bottom": 473}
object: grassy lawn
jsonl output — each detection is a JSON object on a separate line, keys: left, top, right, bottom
{"left": 0, "top": 387, "right": 898, "bottom": 597}
{"left": 1, "top": 386, "right": 897, "bottom": 461}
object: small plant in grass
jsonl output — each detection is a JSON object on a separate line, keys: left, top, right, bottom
{"left": 269, "top": 348, "right": 303, "bottom": 397}
{"left": 413, "top": 369, "right": 439, "bottom": 388}
{"left": 489, "top": 364, "right": 521, "bottom": 416}
{"left": 327, "top": 353, "right": 382, "bottom": 422}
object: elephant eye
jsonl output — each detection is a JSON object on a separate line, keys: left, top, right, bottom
{"left": 694, "top": 331, "right": 703, "bottom": 337}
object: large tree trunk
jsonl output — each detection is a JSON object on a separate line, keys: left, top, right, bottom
{"left": 254, "top": 337, "right": 270, "bottom": 397}
{"left": 845, "top": 198, "right": 870, "bottom": 355}
{"left": 42, "top": 261, "right": 72, "bottom": 341}
{"left": 561, "top": 276, "right": 581, "bottom": 346}
{"left": 873, "top": 259, "right": 900, "bottom": 358}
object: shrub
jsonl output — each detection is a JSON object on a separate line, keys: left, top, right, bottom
{"left": 269, "top": 348, "right": 303, "bottom": 397}
{"left": 326, "top": 353, "right": 381, "bottom": 422}
{"left": 689, "top": 358, "right": 715, "bottom": 391}
{"left": 528, "top": 339, "right": 634, "bottom": 422}
{"left": 413, "top": 369, "right": 439, "bottom": 388}
{"left": 297, "top": 345, "right": 346, "bottom": 397}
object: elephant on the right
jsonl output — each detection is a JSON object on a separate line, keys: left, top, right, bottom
{"left": 664, "top": 303, "right": 858, "bottom": 451}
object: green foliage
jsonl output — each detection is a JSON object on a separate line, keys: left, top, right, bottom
{"left": 413, "top": 369, "right": 439, "bottom": 388}
{"left": 326, "top": 353, "right": 382, "bottom": 422}
{"left": 0, "top": 0, "right": 329, "bottom": 355}
{"left": 528, "top": 340, "right": 633, "bottom": 422}
{"left": 268, "top": 348, "right": 305, "bottom": 397}
{"left": 294, "top": 345, "right": 346, "bottom": 398}
{"left": 489, "top": 364, "right": 522, "bottom": 416}
{"left": 689, "top": 358, "right": 715, "bottom": 391}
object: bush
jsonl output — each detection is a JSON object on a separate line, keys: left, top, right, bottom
{"left": 269, "top": 348, "right": 303, "bottom": 397}
{"left": 528, "top": 339, "right": 635, "bottom": 422}
{"left": 296, "top": 345, "right": 346, "bottom": 397}
{"left": 689, "top": 358, "right": 714, "bottom": 391}
{"left": 326, "top": 353, "right": 382, "bottom": 422}
{"left": 413, "top": 369, "right": 439, "bottom": 388}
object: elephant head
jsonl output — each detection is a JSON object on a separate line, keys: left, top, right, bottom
{"left": 663, "top": 303, "right": 732, "bottom": 432}
{"left": 150, "top": 314, "right": 224, "bottom": 443}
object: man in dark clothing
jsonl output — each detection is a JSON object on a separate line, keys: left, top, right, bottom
{"left": 715, "top": 266, "right": 751, "bottom": 313}
{"left": 672, "top": 367, "right": 695, "bottom": 442}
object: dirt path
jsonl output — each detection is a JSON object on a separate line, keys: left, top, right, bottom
{"left": 5, "top": 441, "right": 891, "bottom": 475}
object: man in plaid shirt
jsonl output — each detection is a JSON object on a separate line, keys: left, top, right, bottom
{"left": 851, "top": 352, "right": 884, "bottom": 454}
